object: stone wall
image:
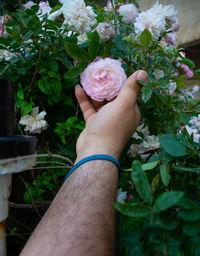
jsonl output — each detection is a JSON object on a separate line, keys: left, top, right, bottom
{"left": 138, "top": 0, "right": 200, "bottom": 46}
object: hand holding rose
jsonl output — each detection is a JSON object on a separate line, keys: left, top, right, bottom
{"left": 75, "top": 70, "right": 148, "bottom": 162}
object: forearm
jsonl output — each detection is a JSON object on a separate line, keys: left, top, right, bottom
{"left": 20, "top": 160, "right": 118, "bottom": 256}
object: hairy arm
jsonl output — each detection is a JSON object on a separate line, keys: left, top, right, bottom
{"left": 20, "top": 70, "right": 148, "bottom": 256}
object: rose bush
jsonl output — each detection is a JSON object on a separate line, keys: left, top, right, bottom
{"left": 1, "top": 0, "right": 200, "bottom": 255}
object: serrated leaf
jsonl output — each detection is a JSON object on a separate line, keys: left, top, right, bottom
{"left": 160, "top": 162, "right": 171, "bottom": 186}
{"left": 131, "top": 160, "right": 153, "bottom": 204}
{"left": 64, "top": 63, "right": 87, "bottom": 79}
{"left": 38, "top": 77, "right": 52, "bottom": 95}
{"left": 64, "top": 42, "right": 89, "bottom": 63}
{"left": 21, "top": 102, "right": 33, "bottom": 116}
{"left": 142, "top": 86, "right": 152, "bottom": 103}
{"left": 114, "top": 203, "right": 151, "bottom": 218}
{"left": 139, "top": 29, "right": 152, "bottom": 47}
{"left": 88, "top": 30, "right": 99, "bottom": 61}
{"left": 159, "top": 134, "right": 187, "bottom": 157}
{"left": 48, "top": 61, "right": 58, "bottom": 72}
{"left": 153, "top": 191, "right": 184, "bottom": 213}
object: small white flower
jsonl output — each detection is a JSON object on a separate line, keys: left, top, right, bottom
{"left": 0, "top": 50, "right": 15, "bottom": 61}
{"left": 96, "top": 22, "right": 115, "bottom": 42}
{"left": 128, "top": 144, "right": 151, "bottom": 161}
{"left": 63, "top": 0, "right": 97, "bottom": 34}
{"left": 104, "top": 1, "right": 113, "bottom": 12}
{"left": 194, "top": 133, "right": 200, "bottom": 143}
{"left": 38, "top": 1, "right": 52, "bottom": 15}
{"left": 134, "top": 2, "right": 177, "bottom": 40}
{"left": 168, "top": 81, "right": 177, "bottom": 95}
{"left": 132, "top": 123, "right": 150, "bottom": 140}
{"left": 189, "top": 114, "right": 200, "bottom": 130}
{"left": 180, "top": 86, "right": 199, "bottom": 101}
{"left": 151, "top": 2, "right": 177, "bottom": 24}
{"left": 142, "top": 135, "right": 160, "bottom": 149}
{"left": 192, "top": 85, "right": 199, "bottom": 94}
{"left": 77, "top": 33, "right": 88, "bottom": 45}
{"left": 185, "top": 115, "right": 200, "bottom": 143}
{"left": 23, "top": 1, "right": 35, "bottom": 9}
{"left": 116, "top": 188, "right": 127, "bottom": 203}
{"left": 19, "top": 107, "right": 48, "bottom": 134}
{"left": 118, "top": 4, "right": 138, "bottom": 25}
{"left": 153, "top": 69, "right": 164, "bottom": 80}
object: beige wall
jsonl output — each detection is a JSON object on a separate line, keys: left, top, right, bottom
{"left": 138, "top": 0, "right": 200, "bottom": 46}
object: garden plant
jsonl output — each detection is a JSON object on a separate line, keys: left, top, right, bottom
{"left": 0, "top": 0, "right": 200, "bottom": 255}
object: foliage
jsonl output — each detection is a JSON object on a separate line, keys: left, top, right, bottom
{"left": 1, "top": 0, "right": 200, "bottom": 255}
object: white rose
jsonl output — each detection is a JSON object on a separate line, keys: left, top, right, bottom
{"left": 96, "top": 22, "right": 115, "bottom": 42}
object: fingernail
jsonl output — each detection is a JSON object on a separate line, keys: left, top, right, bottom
{"left": 75, "top": 84, "right": 80, "bottom": 89}
{"left": 137, "top": 71, "right": 148, "bottom": 82}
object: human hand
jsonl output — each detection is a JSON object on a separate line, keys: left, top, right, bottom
{"left": 75, "top": 70, "right": 148, "bottom": 162}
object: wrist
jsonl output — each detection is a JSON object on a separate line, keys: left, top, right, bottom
{"left": 75, "top": 139, "right": 122, "bottom": 164}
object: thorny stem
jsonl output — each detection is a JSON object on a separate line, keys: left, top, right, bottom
{"left": 29, "top": 27, "right": 47, "bottom": 89}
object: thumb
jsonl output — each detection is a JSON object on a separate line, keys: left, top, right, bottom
{"left": 117, "top": 70, "right": 148, "bottom": 105}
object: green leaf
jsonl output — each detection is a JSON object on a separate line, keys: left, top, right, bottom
{"left": 51, "top": 79, "right": 62, "bottom": 96}
{"left": 139, "top": 29, "right": 152, "bottom": 47}
{"left": 17, "top": 67, "right": 27, "bottom": 75}
{"left": 195, "top": 69, "right": 200, "bottom": 75}
{"left": 179, "top": 58, "right": 195, "bottom": 69}
{"left": 142, "top": 161, "right": 159, "bottom": 171}
{"left": 119, "top": 230, "right": 140, "bottom": 248}
{"left": 159, "top": 134, "right": 187, "bottom": 157}
{"left": 131, "top": 160, "right": 153, "bottom": 204}
{"left": 178, "top": 209, "right": 200, "bottom": 221}
{"left": 64, "top": 42, "right": 89, "bottom": 63}
{"left": 17, "top": 89, "right": 24, "bottom": 100}
{"left": 64, "top": 63, "right": 87, "bottom": 79}
{"left": 38, "top": 77, "right": 52, "bottom": 95}
{"left": 183, "top": 222, "right": 200, "bottom": 237}
{"left": 23, "top": 31, "right": 34, "bottom": 41}
{"left": 160, "top": 162, "right": 171, "bottom": 186}
{"left": 114, "top": 203, "right": 151, "bottom": 218}
{"left": 21, "top": 102, "right": 33, "bottom": 116}
{"left": 142, "top": 86, "right": 152, "bottom": 103}
{"left": 153, "top": 191, "right": 184, "bottom": 213}
{"left": 112, "top": 35, "right": 128, "bottom": 52}
{"left": 176, "top": 75, "right": 186, "bottom": 89}
{"left": 173, "top": 166, "right": 200, "bottom": 173}
{"left": 151, "top": 174, "right": 160, "bottom": 194}
{"left": 177, "top": 198, "right": 199, "bottom": 210}
{"left": 88, "top": 30, "right": 99, "bottom": 61}
{"left": 50, "top": 5, "right": 62, "bottom": 14}
{"left": 48, "top": 61, "right": 58, "bottom": 72}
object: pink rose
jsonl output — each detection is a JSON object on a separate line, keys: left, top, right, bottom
{"left": 166, "top": 32, "right": 177, "bottom": 46}
{"left": 181, "top": 64, "right": 194, "bottom": 79}
{"left": 80, "top": 58, "right": 127, "bottom": 102}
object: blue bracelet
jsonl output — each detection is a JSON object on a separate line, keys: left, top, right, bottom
{"left": 64, "top": 154, "right": 120, "bottom": 181}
